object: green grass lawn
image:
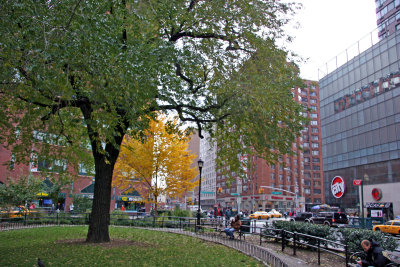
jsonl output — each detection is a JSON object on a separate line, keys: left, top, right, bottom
{"left": 0, "top": 226, "right": 263, "bottom": 266}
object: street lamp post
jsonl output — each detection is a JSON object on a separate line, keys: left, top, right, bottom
{"left": 197, "top": 159, "right": 204, "bottom": 227}
{"left": 283, "top": 168, "right": 298, "bottom": 211}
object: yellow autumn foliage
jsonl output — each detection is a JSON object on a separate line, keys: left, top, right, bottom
{"left": 113, "top": 115, "right": 198, "bottom": 209}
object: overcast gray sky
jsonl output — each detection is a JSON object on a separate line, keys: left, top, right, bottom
{"left": 284, "top": 0, "right": 378, "bottom": 81}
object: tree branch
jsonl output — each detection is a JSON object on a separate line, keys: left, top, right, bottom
{"left": 65, "top": 0, "right": 83, "bottom": 29}
{"left": 170, "top": 31, "right": 230, "bottom": 42}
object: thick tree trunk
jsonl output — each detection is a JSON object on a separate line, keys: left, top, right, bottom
{"left": 86, "top": 155, "right": 114, "bottom": 243}
{"left": 80, "top": 101, "right": 128, "bottom": 243}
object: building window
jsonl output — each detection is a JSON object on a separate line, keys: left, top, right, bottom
{"left": 313, "top": 189, "right": 321, "bottom": 194}
{"left": 312, "top": 158, "right": 320, "bottom": 163}
{"left": 310, "top": 106, "right": 317, "bottom": 111}
{"left": 303, "top": 142, "right": 309, "bottom": 148}
{"left": 311, "top": 128, "right": 319, "bottom": 133}
{"left": 310, "top": 120, "right": 318, "bottom": 125}
{"left": 312, "top": 151, "right": 319, "bottom": 156}
{"left": 313, "top": 165, "right": 320, "bottom": 170}
{"left": 270, "top": 173, "right": 275, "bottom": 180}
{"left": 314, "top": 198, "right": 321, "bottom": 204}
{"left": 304, "top": 172, "right": 311, "bottom": 178}
{"left": 313, "top": 181, "right": 321, "bottom": 187}
{"left": 304, "top": 180, "right": 311, "bottom": 186}
{"left": 313, "top": 172, "right": 321, "bottom": 178}
{"left": 38, "top": 159, "right": 67, "bottom": 173}
{"left": 279, "top": 174, "right": 283, "bottom": 181}
{"left": 310, "top": 113, "right": 318, "bottom": 118}
{"left": 304, "top": 157, "right": 310, "bottom": 163}
{"left": 312, "top": 143, "right": 319, "bottom": 148}
{"left": 10, "top": 154, "right": 15, "bottom": 170}
{"left": 310, "top": 99, "right": 317, "bottom": 104}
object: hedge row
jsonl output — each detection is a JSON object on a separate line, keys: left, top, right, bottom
{"left": 269, "top": 221, "right": 398, "bottom": 253}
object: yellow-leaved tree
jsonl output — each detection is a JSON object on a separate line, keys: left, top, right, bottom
{"left": 113, "top": 115, "right": 198, "bottom": 214}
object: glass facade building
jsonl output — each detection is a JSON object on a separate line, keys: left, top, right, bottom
{"left": 319, "top": 29, "right": 400, "bottom": 216}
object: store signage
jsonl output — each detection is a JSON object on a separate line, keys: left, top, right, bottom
{"left": 331, "top": 176, "right": 346, "bottom": 198}
{"left": 286, "top": 197, "right": 293, "bottom": 200}
{"left": 371, "top": 210, "right": 383, "bottom": 218}
{"left": 371, "top": 188, "right": 382, "bottom": 201}
{"left": 121, "top": 196, "right": 142, "bottom": 202}
{"left": 353, "top": 179, "right": 362, "bottom": 186}
{"left": 333, "top": 70, "right": 400, "bottom": 113}
{"left": 271, "top": 196, "right": 283, "bottom": 200}
{"left": 272, "top": 192, "right": 282, "bottom": 195}
{"left": 366, "top": 202, "right": 391, "bottom": 208}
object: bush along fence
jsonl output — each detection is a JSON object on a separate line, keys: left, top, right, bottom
{"left": 259, "top": 221, "right": 399, "bottom": 266}
{"left": 1, "top": 212, "right": 398, "bottom": 266}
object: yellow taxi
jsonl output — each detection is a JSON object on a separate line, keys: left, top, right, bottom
{"left": 267, "top": 209, "right": 283, "bottom": 218}
{"left": 249, "top": 211, "right": 271, "bottom": 220}
{"left": 373, "top": 220, "right": 400, "bottom": 235}
{"left": 0, "top": 206, "right": 30, "bottom": 218}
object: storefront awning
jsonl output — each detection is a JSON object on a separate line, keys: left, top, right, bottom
{"left": 81, "top": 183, "right": 94, "bottom": 194}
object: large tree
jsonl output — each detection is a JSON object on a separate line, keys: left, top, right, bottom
{"left": 0, "top": 0, "right": 306, "bottom": 242}
{"left": 113, "top": 115, "right": 198, "bottom": 214}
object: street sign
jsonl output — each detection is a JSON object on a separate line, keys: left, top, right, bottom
{"left": 353, "top": 179, "right": 362, "bottom": 186}
{"left": 272, "top": 192, "right": 282, "bottom": 195}
{"left": 230, "top": 193, "right": 239, "bottom": 196}
{"left": 201, "top": 191, "right": 214, "bottom": 194}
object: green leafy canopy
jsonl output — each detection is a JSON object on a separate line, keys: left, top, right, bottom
{"left": 1, "top": 0, "right": 306, "bottom": 242}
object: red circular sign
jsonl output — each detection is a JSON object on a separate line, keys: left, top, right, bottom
{"left": 331, "top": 176, "right": 346, "bottom": 198}
{"left": 371, "top": 188, "right": 382, "bottom": 201}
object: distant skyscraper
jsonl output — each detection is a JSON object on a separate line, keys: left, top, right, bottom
{"left": 199, "top": 131, "right": 217, "bottom": 210}
{"left": 376, "top": 0, "right": 400, "bottom": 39}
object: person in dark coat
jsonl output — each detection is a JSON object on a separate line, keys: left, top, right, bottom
{"left": 224, "top": 214, "right": 242, "bottom": 239}
{"left": 357, "top": 239, "right": 391, "bottom": 267}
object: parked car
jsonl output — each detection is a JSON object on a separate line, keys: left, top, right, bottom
{"left": 289, "top": 212, "right": 314, "bottom": 222}
{"left": 373, "top": 219, "right": 400, "bottom": 235}
{"left": 307, "top": 212, "right": 348, "bottom": 227}
{"left": 249, "top": 211, "right": 271, "bottom": 220}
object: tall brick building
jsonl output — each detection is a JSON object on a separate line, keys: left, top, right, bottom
{"left": 215, "top": 81, "right": 324, "bottom": 213}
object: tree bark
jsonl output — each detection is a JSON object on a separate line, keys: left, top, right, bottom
{"left": 81, "top": 103, "right": 127, "bottom": 243}
{"left": 85, "top": 155, "right": 114, "bottom": 243}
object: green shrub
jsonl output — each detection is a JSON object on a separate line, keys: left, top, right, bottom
{"left": 338, "top": 228, "right": 398, "bottom": 253}
{"left": 270, "top": 221, "right": 334, "bottom": 247}
{"left": 110, "top": 210, "right": 130, "bottom": 225}
{"left": 163, "top": 208, "right": 193, "bottom": 218}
